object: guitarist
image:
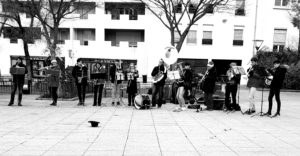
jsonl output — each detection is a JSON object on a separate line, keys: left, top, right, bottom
{"left": 151, "top": 59, "right": 167, "bottom": 108}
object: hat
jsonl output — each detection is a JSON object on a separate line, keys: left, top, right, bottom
{"left": 251, "top": 57, "right": 258, "bottom": 62}
{"left": 51, "top": 60, "right": 57, "bottom": 63}
{"left": 273, "top": 60, "right": 280, "bottom": 64}
{"left": 207, "top": 61, "right": 214, "bottom": 67}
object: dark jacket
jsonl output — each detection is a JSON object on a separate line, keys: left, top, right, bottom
{"left": 126, "top": 70, "right": 139, "bottom": 94}
{"left": 226, "top": 68, "right": 241, "bottom": 86}
{"left": 47, "top": 65, "right": 60, "bottom": 87}
{"left": 151, "top": 65, "right": 167, "bottom": 86}
{"left": 12, "top": 62, "right": 28, "bottom": 84}
{"left": 178, "top": 69, "right": 193, "bottom": 90}
{"left": 268, "top": 66, "right": 287, "bottom": 89}
{"left": 201, "top": 67, "right": 217, "bottom": 93}
{"left": 109, "top": 63, "right": 123, "bottom": 84}
{"left": 246, "top": 65, "right": 262, "bottom": 88}
{"left": 72, "top": 64, "right": 88, "bottom": 86}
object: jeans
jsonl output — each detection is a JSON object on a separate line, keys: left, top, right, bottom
{"left": 225, "top": 85, "right": 238, "bottom": 110}
{"left": 9, "top": 82, "right": 24, "bottom": 104}
{"left": 94, "top": 84, "right": 104, "bottom": 106}
{"left": 112, "top": 83, "right": 121, "bottom": 103}
{"left": 152, "top": 84, "right": 164, "bottom": 107}
{"left": 268, "top": 88, "right": 281, "bottom": 114}
{"left": 204, "top": 92, "right": 213, "bottom": 109}
{"left": 248, "top": 87, "right": 256, "bottom": 110}
{"left": 128, "top": 93, "right": 136, "bottom": 106}
{"left": 50, "top": 87, "right": 58, "bottom": 104}
{"left": 77, "top": 84, "right": 86, "bottom": 103}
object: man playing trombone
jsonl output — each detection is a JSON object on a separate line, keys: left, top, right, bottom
{"left": 264, "top": 60, "right": 287, "bottom": 117}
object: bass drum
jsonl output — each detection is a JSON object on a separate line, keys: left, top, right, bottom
{"left": 134, "top": 94, "right": 151, "bottom": 110}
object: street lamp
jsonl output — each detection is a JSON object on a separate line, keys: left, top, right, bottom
{"left": 253, "top": 39, "right": 264, "bottom": 55}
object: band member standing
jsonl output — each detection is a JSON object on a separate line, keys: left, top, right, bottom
{"left": 8, "top": 57, "right": 28, "bottom": 106}
{"left": 109, "top": 60, "right": 124, "bottom": 105}
{"left": 224, "top": 62, "right": 241, "bottom": 111}
{"left": 151, "top": 59, "right": 167, "bottom": 108}
{"left": 126, "top": 63, "right": 139, "bottom": 106}
{"left": 174, "top": 63, "right": 193, "bottom": 112}
{"left": 245, "top": 57, "right": 261, "bottom": 115}
{"left": 264, "top": 60, "right": 287, "bottom": 117}
{"left": 200, "top": 61, "right": 217, "bottom": 111}
{"left": 72, "top": 58, "right": 88, "bottom": 106}
{"left": 39, "top": 59, "right": 61, "bottom": 106}
{"left": 92, "top": 63, "right": 106, "bottom": 106}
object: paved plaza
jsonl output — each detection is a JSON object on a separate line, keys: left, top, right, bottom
{"left": 0, "top": 88, "right": 300, "bottom": 156}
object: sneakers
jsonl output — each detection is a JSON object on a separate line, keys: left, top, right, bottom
{"left": 272, "top": 112, "right": 280, "bottom": 118}
{"left": 112, "top": 102, "right": 115, "bottom": 106}
{"left": 18, "top": 103, "right": 22, "bottom": 106}
{"left": 116, "top": 101, "right": 120, "bottom": 105}
{"left": 8, "top": 103, "right": 13, "bottom": 106}
{"left": 263, "top": 112, "right": 271, "bottom": 116}
{"left": 244, "top": 109, "right": 255, "bottom": 115}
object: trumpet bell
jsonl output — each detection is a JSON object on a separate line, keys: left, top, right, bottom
{"left": 162, "top": 46, "right": 179, "bottom": 66}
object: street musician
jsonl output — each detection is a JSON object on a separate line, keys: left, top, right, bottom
{"left": 151, "top": 59, "right": 167, "bottom": 108}
{"left": 72, "top": 58, "right": 88, "bottom": 106}
{"left": 126, "top": 63, "right": 139, "bottom": 106}
{"left": 263, "top": 60, "right": 287, "bottom": 117}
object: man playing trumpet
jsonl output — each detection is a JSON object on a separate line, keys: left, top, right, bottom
{"left": 264, "top": 60, "right": 287, "bottom": 117}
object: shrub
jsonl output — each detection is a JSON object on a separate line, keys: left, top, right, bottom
{"left": 256, "top": 50, "right": 300, "bottom": 90}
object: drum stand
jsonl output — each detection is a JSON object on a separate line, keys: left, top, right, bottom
{"left": 251, "top": 86, "right": 265, "bottom": 117}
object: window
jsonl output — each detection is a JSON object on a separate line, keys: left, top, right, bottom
{"left": 202, "top": 31, "right": 213, "bottom": 45}
{"left": 105, "top": 3, "right": 145, "bottom": 20}
{"left": 206, "top": 4, "right": 214, "bottom": 14}
{"left": 74, "top": 29, "right": 96, "bottom": 46}
{"left": 235, "top": 0, "right": 245, "bottom": 16}
{"left": 189, "top": 4, "right": 196, "bottom": 13}
{"left": 273, "top": 29, "right": 287, "bottom": 51}
{"left": 74, "top": 2, "right": 96, "bottom": 19}
{"left": 175, "top": 3, "right": 182, "bottom": 13}
{"left": 51, "top": 28, "right": 70, "bottom": 44}
{"left": 187, "top": 30, "right": 197, "bottom": 45}
{"left": 174, "top": 31, "right": 180, "bottom": 44}
{"left": 233, "top": 29, "right": 244, "bottom": 46}
{"left": 275, "top": 0, "right": 289, "bottom": 6}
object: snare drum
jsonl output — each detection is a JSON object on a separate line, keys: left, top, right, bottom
{"left": 134, "top": 94, "right": 151, "bottom": 110}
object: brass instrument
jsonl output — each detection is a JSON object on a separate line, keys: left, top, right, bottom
{"left": 153, "top": 46, "right": 178, "bottom": 83}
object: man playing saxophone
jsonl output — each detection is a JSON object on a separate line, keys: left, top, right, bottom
{"left": 264, "top": 60, "right": 287, "bottom": 117}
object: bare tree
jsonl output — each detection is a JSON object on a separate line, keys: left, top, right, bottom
{"left": 290, "top": 1, "right": 300, "bottom": 56}
{"left": 139, "top": 0, "right": 232, "bottom": 52}
{"left": 28, "top": 0, "right": 99, "bottom": 59}
{"left": 0, "top": 0, "right": 40, "bottom": 83}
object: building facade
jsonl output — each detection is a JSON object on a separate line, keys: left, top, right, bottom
{"left": 0, "top": 0, "right": 299, "bottom": 84}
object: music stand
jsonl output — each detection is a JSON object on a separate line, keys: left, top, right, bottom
{"left": 251, "top": 67, "right": 269, "bottom": 117}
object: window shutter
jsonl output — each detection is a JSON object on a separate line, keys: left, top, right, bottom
{"left": 187, "top": 30, "right": 197, "bottom": 44}
{"left": 203, "top": 31, "right": 212, "bottom": 39}
{"left": 234, "top": 29, "right": 243, "bottom": 40}
{"left": 273, "top": 29, "right": 287, "bottom": 45}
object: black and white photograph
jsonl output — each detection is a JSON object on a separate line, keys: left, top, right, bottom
{"left": 0, "top": 0, "right": 300, "bottom": 155}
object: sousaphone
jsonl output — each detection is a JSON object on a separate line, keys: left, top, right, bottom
{"left": 153, "top": 46, "right": 179, "bottom": 83}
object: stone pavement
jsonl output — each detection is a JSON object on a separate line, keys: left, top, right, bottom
{"left": 0, "top": 88, "right": 300, "bottom": 156}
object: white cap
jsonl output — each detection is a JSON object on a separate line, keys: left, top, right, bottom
{"left": 51, "top": 60, "right": 57, "bottom": 63}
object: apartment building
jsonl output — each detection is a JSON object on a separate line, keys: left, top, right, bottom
{"left": 0, "top": 0, "right": 298, "bottom": 84}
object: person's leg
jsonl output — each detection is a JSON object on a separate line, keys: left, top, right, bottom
{"left": 274, "top": 88, "right": 281, "bottom": 115}
{"left": 9, "top": 82, "right": 18, "bottom": 105}
{"left": 98, "top": 84, "right": 104, "bottom": 106}
{"left": 176, "top": 87, "right": 181, "bottom": 106}
{"left": 231, "top": 85, "right": 238, "bottom": 105}
{"left": 267, "top": 88, "right": 275, "bottom": 114}
{"left": 152, "top": 85, "right": 159, "bottom": 107}
{"left": 82, "top": 85, "right": 86, "bottom": 104}
{"left": 178, "top": 87, "right": 185, "bottom": 109}
{"left": 224, "top": 85, "right": 232, "bottom": 110}
{"left": 157, "top": 85, "right": 164, "bottom": 108}
{"left": 207, "top": 93, "right": 213, "bottom": 110}
{"left": 51, "top": 87, "right": 58, "bottom": 105}
{"left": 54, "top": 87, "right": 58, "bottom": 105}
{"left": 17, "top": 82, "right": 24, "bottom": 105}
{"left": 131, "top": 93, "right": 135, "bottom": 106}
{"left": 116, "top": 83, "right": 121, "bottom": 105}
{"left": 248, "top": 87, "right": 256, "bottom": 111}
{"left": 77, "top": 84, "right": 82, "bottom": 104}
{"left": 93, "top": 85, "right": 99, "bottom": 106}
{"left": 128, "top": 93, "right": 132, "bottom": 106}
{"left": 112, "top": 83, "right": 116, "bottom": 104}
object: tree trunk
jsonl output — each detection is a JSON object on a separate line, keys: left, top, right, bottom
{"left": 23, "top": 41, "right": 33, "bottom": 94}
{"left": 298, "top": 28, "right": 300, "bottom": 57}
